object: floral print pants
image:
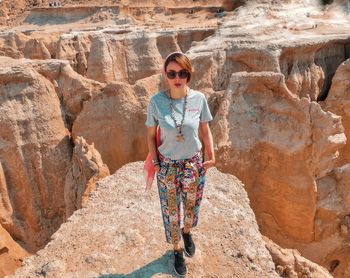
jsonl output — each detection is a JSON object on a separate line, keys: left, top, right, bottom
{"left": 157, "top": 152, "right": 206, "bottom": 244}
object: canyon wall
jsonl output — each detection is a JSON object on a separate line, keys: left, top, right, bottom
{"left": 211, "top": 71, "right": 345, "bottom": 243}
{"left": 0, "top": 56, "right": 109, "bottom": 276}
{"left": 0, "top": 57, "right": 71, "bottom": 252}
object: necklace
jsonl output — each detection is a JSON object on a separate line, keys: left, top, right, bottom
{"left": 167, "top": 88, "right": 188, "bottom": 142}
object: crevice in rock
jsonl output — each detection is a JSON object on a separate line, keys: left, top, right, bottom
{"left": 177, "top": 29, "right": 215, "bottom": 53}
{"left": 207, "top": 90, "right": 225, "bottom": 119}
{"left": 345, "top": 43, "right": 350, "bottom": 59}
{"left": 0, "top": 247, "right": 9, "bottom": 255}
{"left": 317, "top": 42, "right": 350, "bottom": 102}
{"left": 330, "top": 259, "right": 340, "bottom": 272}
{"left": 317, "top": 76, "right": 333, "bottom": 101}
{"left": 278, "top": 40, "right": 350, "bottom": 102}
{"left": 316, "top": 42, "right": 349, "bottom": 101}
{"left": 322, "top": 0, "right": 334, "bottom": 5}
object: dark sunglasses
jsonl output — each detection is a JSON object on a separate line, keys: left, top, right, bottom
{"left": 166, "top": 70, "right": 189, "bottom": 79}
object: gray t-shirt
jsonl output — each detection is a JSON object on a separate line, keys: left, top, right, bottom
{"left": 145, "top": 89, "right": 213, "bottom": 160}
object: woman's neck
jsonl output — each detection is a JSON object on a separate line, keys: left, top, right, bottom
{"left": 169, "top": 86, "right": 189, "bottom": 100}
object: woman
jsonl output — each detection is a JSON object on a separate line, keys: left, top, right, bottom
{"left": 145, "top": 52, "right": 215, "bottom": 276}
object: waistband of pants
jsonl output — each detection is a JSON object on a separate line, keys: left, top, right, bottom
{"left": 159, "top": 151, "right": 203, "bottom": 165}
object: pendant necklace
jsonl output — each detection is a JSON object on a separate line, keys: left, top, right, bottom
{"left": 168, "top": 88, "right": 188, "bottom": 142}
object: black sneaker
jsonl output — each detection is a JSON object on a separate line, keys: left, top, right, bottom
{"left": 182, "top": 228, "right": 196, "bottom": 257}
{"left": 174, "top": 248, "right": 187, "bottom": 276}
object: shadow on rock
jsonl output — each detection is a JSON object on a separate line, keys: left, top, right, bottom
{"left": 100, "top": 250, "right": 175, "bottom": 278}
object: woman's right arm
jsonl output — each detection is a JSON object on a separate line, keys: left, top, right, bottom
{"left": 147, "top": 126, "right": 160, "bottom": 173}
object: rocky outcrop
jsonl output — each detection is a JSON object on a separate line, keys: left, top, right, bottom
{"left": 264, "top": 236, "right": 332, "bottom": 278}
{"left": 1, "top": 0, "right": 350, "bottom": 277}
{"left": 85, "top": 33, "right": 129, "bottom": 83}
{"left": 11, "top": 162, "right": 279, "bottom": 278}
{"left": 0, "top": 32, "right": 28, "bottom": 59}
{"left": 23, "top": 58, "right": 104, "bottom": 124}
{"left": 23, "top": 39, "right": 51, "bottom": 60}
{"left": 72, "top": 76, "right": 162, "bottom": 173}
{"left": 280, "top": 43, "right": 345, "bottom": 101}
{"left": 0, "top": 56, "right": 109, "bottom": 258}
{"left": 54, "top": 61, "right": 104, "bottom": 125}
{"left": 0, "top": 224, "right": 29, "bottom": 278}
{"left": 56, "top": 33, "right": 91, "bottom": 76}
{"left": 0, "top": 29, "right": 215, "bottom": 86}
{"left": 0, "top": 57, "right": 71, "bottom": 252}
{"left": 211, "top": 71, "right": 345, "bottom": 244}
{"left": 64, "top": 136, "right": 110, "bottom": 219}
{"left": 322, "top": 58, "right": 350, "bottom": 165}
{"left": 298, "top": 59, "right": 350, "bottom": 275}
{"left": 308, "top": 163, "right": 350, "bottom": 276}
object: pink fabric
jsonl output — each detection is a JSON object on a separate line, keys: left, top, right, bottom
{"left": 143, "top": 127, "right": 161, "bottom": 191}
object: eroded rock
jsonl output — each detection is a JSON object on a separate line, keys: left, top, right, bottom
{"left": 0, "top": 56, "right": 109, "bottom": 260}
{"left": 11, "top": 162, "right": 279, "bottom": 278}
{"left": 0, "top": 56, "right": 71, "bottom": 252}
{"left": 64, "top": 136, "right": 109, "bottom": 219}
{"left": 0, "top": 224, "right": 29, "bottom": 278}
{"left": 211, "top": 71, "right": 345, "bottom": 244}
{"left": 280, "top": 43, "right": 345, "bottom": 101}
{"left": 323, "top": 58, "right": 350, "bottom": 166}
{"left": 23, "top": 38, "right": 51, "bottom": 59}
{"left": 309, "top": 163, "right": 350, "bottom": 275}
{"left": 264, "top": 236, "right": 332, "bottom": 278}
{"left": 72, "top": 77, "right": 162, "bottom": 173}
{"left": 1, "top": 0, "right": 350, "bottom": 277}
{"left": 56, "top": 33, "right": 91, "bottom": 76}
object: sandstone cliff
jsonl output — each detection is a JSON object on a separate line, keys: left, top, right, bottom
{"left": 211, "top": 71, "right": 346, "bottom": 244}
{"left": 322, "top": 58, "right": 350, "bottom": 166}
{"left": 0, "top": 225, "right": 29, "bottom": 278}
{"left": 64, "top": 136, "right": 110, "bottom": 219}
{"left": 0, "top": 56, "right": 72, "bottom": 253}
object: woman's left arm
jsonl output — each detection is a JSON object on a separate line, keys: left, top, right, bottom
{"left": 199, "top": 122, "right": 215, "bottom": 170}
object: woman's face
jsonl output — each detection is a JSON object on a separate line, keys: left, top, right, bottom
{"left": 164, "top": 61, "right": 189, "bottom": 91}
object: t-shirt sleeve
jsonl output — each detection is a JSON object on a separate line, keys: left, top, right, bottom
{"left": 145, "top": 99, "right": 159, "bottom": 127}
{"left": 200, "top": 95, "right": 213, "bottom": 122}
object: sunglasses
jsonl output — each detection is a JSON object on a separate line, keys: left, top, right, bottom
{"left": 166, "top": 70, "right": 189, "bottom": 79}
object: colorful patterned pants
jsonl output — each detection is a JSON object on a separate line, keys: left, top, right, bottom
{"left": 157, "top": 152, "right": 206, "bottom": 244}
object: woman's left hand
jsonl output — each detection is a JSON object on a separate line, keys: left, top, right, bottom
{"left": 203, "top": 160, "right": 215, "bottom": 171}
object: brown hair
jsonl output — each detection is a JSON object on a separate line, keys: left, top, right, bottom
{"left": 164, "top": 52, "right": 193, "bottom": 82}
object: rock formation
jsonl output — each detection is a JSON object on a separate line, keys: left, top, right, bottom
{"left": 0, "top": 57, "right": 72, "bottom": 253}
{"left": 211, "top": 71, "right": 345, "bottom": 244}
{"left": 64, "top": 136, "right": 110, "bottom": 219}
{"left": 72, "top": 77, "right": 162, "bottom": 173}
{"left": 311, "top": 163, "right": 350, "bottom": 277}
{"left": 309, "top": 58, "right": 350, "bottom": 276}
{"left": 0, "top": 56, "right": 110, "bottom": 273}
{"left": 0, "top": 225, "right": 29, "bottom": 278}
{"left": 1, "top": 0, "right": 350, "bottom": 276}
{"left": 322, "top": 58, "right": 350, "bottom": 166}
{"left": 264, "top": 236, "right": 332, "bottom": 278}
{"left": 11, "top": 162, "right": 280, "bottom": 278}
{"left": 23, "top": 39, "right": 51, "bottom": 60}
{"left": 56, "top": 33, "right": 90, "bottom": 76}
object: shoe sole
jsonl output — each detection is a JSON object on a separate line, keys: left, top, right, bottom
{"left": 174, "top": 265, "right": 188, "bottom": 277}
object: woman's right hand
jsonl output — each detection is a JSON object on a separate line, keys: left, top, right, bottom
{"left": 155, "top": 165, "right": 160, "bottom": 173}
